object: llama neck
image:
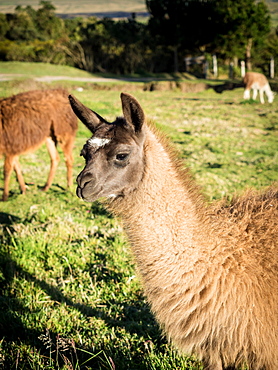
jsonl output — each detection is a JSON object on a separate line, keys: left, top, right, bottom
{"left": 108, "top": 126, "right": 208, "bottom": 279}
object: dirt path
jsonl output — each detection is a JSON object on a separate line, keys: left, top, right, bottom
{"left": 0, "top": 73, "right": 239, "bottom": 94}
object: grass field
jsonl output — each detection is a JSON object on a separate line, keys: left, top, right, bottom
{"left": 0, "top": 62, "right": 277, "bottom": 370}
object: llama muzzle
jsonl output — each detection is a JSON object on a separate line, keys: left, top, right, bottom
{"left": 76, "top": 170, "right": 94, "bottom": 201}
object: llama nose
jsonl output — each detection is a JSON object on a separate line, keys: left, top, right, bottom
{"left": 77, "top": 170, "right": 95, "bottom": 189}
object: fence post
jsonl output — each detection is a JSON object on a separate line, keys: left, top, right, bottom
{"left": 270, "top": 57, "right": 274, "bottom": 79}
{"left": 203, "top": 60, "right": 209, "bottom": 79}
{"left": 213, "top": 55, "right": 218, "bottom": 78}
{"left": 184, "top": 59, "right": 189, "bottom": 72}
{"left": 229, "top": 62, "right": 234, "bottom": 79}
{"left": 241, "top": 60, "right": 245, "bottom": 78}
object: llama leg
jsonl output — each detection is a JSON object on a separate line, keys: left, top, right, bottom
{"left": 243, "top": 89, "right": 250, "bottom": 99}
{"left": 60, "top": 136, "right": 74, "bottom": 188}
{"left": 259, "top": 90, "right": 265, "bottom": 104}
{"left": 3, "top": 155, "right": 17, "bottom": 201}
{"left": 252, "top": 89, "right": 258, "bottom": 101}
{"left": 13, "top": 156, "right": 26, "bottom": 194}
{"left": 43, "top": 137, "right": 59, "bottom": 191}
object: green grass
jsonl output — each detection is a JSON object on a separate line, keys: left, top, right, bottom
{"left": 0, "top": 62, "right": 278, "bottom": 369}
{"left": 0, "top": 61, "right": 99, "bottom": 78}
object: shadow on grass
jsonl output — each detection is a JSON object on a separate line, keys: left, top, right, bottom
{"left": 0, "top": 183, "right": 71, "bottom": 203}
{"left": 0, "top": 211, "right": 166, "bottom": 370}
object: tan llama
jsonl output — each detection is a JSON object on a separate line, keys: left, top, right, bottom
{"left": 0, "top": 89, "right": 78, "bottom": 201}
{"left": 243, "top": 71, "right": 274, "bottom": 103}
{"left": 69, "top": 92, "right": 278, "bottom": 370}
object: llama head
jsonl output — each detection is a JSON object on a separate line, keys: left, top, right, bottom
{"left": 268, "top": 90, "right": 275, "bottom": 103}
{"left": 69, "top": 93, "right": 146, "bottom": 202}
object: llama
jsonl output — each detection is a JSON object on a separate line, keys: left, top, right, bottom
{"left": 69, "top": 92, "right": 278, "bottom": 370}
{"left": 0, "top": 89, "right": 78, "bottom": 201}
{"left": 243, "top": 71, "right": 274, "bottom": 104}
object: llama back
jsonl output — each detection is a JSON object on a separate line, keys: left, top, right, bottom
{"left": 45, "top": 89, "right": 78, "bottom": 139}
{"left": 212, "top": 185, "right": 278, "bottom": 249}
{"left": 0, "top": 89, "right": 77, "bottom": 156}
{"left": 243, "top": 72, "right": 269, "bottom": 89}
{"left": 209, "top": 186, "right": 278, "bottom": 302}
{"left": 203, "top": 186, "right": 278, "bottom": 368}
{"left": 149, "top": 186, "right": 278, "bottom": 369}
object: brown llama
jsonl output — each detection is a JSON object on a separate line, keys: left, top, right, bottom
{"left": 243, "top": 72, "right": 274, "bottom": 104}
{"left": 69, "top": 92, "right": 278, "bottom": 370}
{"left": 0, "top": 89, "right": 78, "bottom": 201}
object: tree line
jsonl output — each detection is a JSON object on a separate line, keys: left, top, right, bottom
{"left": 0, "top": 0, "right": 277, "bottom": 77}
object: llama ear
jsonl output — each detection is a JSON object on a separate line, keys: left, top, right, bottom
{"left": 68, "top": 95, "right": 107, "bottom": 133}
{"left": 121, "top": 92, "right": 145, "bottom": 133}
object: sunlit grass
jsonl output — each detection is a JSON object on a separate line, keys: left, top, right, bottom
{"left": 0, "top": 61, "right": 97, "bottom": 78}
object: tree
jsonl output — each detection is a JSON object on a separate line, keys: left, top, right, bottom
{"left": 36, "top": 1, "right": 65, "bottom": 40}
{"left": 0, "top": 14, "right": 9, "bottom": 41}
{"left": 145, "top": 0, "right": 271, "bottom": 72}
{"left": 5, "top": 1, "right": 66, "bottom": 42}
{"left": 146, "top": 0, "right": 215, "bottom": 72}
{"left": 212, "top": 0, "right": 270, "bottom": 69}
{"left": 63, "top": 16, "right": 150, "bottom": 74}
{"left": 256, "top": 26, "right": 278, "bottom": 75}
{"left": 6, "top": 6, "right": 38, "bottom": 41}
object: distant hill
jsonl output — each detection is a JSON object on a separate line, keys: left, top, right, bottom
{"left": 266, "top": 0, "right": 278, "bottom": 26}
{"left": 0, "top": 0, "right": 277, "bottom": 25}
{"left": 0, "top": 0, "right": 148, "bottom": 19}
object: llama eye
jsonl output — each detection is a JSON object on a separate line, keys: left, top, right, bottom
{"left": 116, "top": 153, "right": 129, "bottom": 161}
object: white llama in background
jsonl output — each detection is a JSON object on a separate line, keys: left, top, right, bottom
{"left": 243, "top": 71, "right": 274, "bottom": 104}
